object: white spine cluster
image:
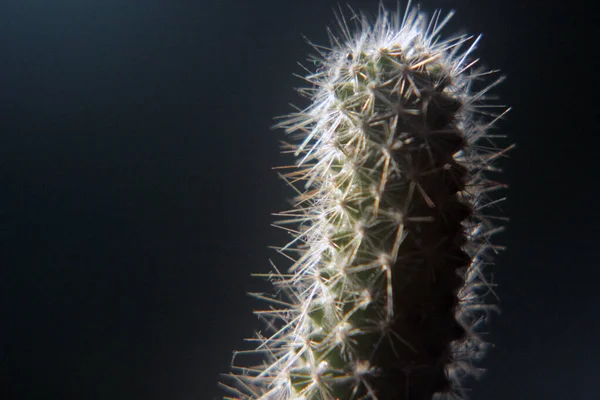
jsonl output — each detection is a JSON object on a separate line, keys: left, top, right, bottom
{"left": 222, "top": 3, "right": 510, "bottom": 400}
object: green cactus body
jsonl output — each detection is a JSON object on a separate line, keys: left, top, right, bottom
{"left": 222, "top": 4, "right": 510, "bottom": 400}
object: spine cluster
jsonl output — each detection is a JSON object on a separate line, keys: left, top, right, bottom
{"left": 222, "top": 4, "right": 510, "bottom": 400}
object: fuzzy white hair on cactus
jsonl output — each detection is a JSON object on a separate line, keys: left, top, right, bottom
{"left": 221, "top": 2, "right": 512, "bottom": 399}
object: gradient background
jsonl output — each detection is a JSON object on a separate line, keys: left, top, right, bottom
{"left": 0, "top": 1, "right": 595, "bottom": 399}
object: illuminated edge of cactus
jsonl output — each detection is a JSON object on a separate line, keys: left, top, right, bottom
{"left": 221, "top": 2, "right": 512, "bottom": 399}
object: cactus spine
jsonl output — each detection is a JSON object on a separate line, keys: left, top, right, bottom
{"left": 222, "top": 3, "right": 510, "bottom": 399}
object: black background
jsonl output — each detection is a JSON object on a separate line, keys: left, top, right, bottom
{"left": 1, "top": 1, "right": 596, "bottom": 399}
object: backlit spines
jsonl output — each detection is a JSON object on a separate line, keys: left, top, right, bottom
{"left": 221, "top": 4, "right": 509, "bottom": 399}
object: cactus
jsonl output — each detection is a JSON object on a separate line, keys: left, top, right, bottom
{"left": 221, "top": 3, "right": 511, "bottom": 399}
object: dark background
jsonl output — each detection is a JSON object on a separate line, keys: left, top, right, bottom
{"left": 0, "top": 1, "right": 596, "bottom": 399}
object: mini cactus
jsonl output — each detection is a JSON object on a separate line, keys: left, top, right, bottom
{"left": 221, "top": 3, "right": 511, "bottom": 399}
